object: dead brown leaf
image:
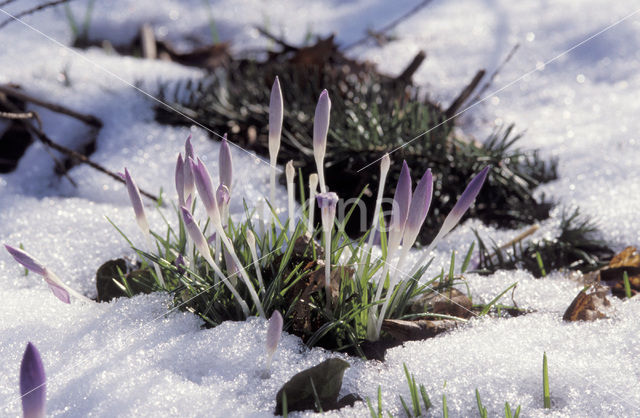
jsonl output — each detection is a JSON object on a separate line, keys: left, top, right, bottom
{"left": 381, "top": 319, "right": 458, "bottom": 341}
{"left": 563, "top": 285, "right": 611, "bottom": 321}
{"left": 409, "top": 287, "right": 473, "bottom": 319}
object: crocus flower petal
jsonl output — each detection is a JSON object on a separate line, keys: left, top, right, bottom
{"left": 180, "top": 206, "right": 213, "bottom": 264}
{"left": 389, "top": 161, "right": 412, "bottom": 247}
{"left": 219, "top": 134, "right": 233, "bottom": 191}
{"left": 175, "top": 153, "right": 185, "bottom": 206}
{"left": 4, "top": 245, "right": 46, "bottom": 276}
{"left": 266, "top": 310, "right": 283, "bottom": 356}
{"left": 403, "top": 169, "right": 433, "bottom": 249}
{"left": 184, "top": 135, "right": 195, "bottom": 198}
{"left": 43, "top": 276, "right": 70, "bottom": 304}
{"left": 174, "top": 254, "right": 186, "bottom": 275}
{"left": 190, "top": 158, "right": 217, "bottom": 217}
{"left": 430, "top": 166, "right": 491, "bottom": 248}
{"left": 268, "top": 77, "right": 283, "bottom": 162}
{"left": 20, "top": 342, "right": 46, "bottom": 418}
{"left": 123, "top": 168, "right": 149, "bottom": 233}
{"left": 216, "top": 184, "right": 230, "bottom": 208}
{"left": 313, "top": 90, "right": 331, "bottom": 153}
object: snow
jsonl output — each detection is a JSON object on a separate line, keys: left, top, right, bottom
{"left": 1, "top": 0, "right": 640, "bottom": 416}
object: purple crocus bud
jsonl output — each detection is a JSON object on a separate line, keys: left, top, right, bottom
{"left": 4, "top": 245, "right": 70, "bottom": 304}
{"left": 216, "top": 184, "right": 230, "bottom": 209}
{"left": 20, "top": 342, "right": 46, "bottom": 418}
{"left": 123, "top": 168, "right": 149, "bottom": 234}
{"left": 402, "top": 169, "right": 433, "bottom": 250}
{"left": 180, "top": 206, "right": 215, "bottom": 266}
{"left": 313, "top": 90, "right": 331, "bottom": 193}
{"left": 219, "top": 134, "right": 233, "bottom": 192}
{"left": 184, "top": 135, "right": 196, "bottom": 199}
{"left": 175, "top": 154, "right": 185, "bottom": 206}
{"left": 316, "top": 192, "right": 339, "bottom": 232}
{"left": 268, "top": 77, "right": 283, "bottom": 164}
{"left": 429, "top": 166, "right": 491, "bottom": 250}
{"left": 266, "top": 310, "right": 283, "bottom": 357}
{"left": 4, "top": 245, "right": 46, "bottom": 276}
{"left": 388, "top": 161, "right": 412, "bottom": 250}
{"left": 190, "top": 158, "right": 221, "bottom": 227}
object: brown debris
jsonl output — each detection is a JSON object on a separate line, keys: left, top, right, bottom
{"left": 381, "top": 318, "right": 458, "bottom": 341}
{"left": 563, "top": 285, "right": 611, "bottom": 321}
{"left": 583, "top": 246, "right": 640, "bottom": 298}
{"left": 409, "top": 287, "right": 473, "bottom": 319}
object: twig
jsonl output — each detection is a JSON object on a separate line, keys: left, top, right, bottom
{"left": 0, "top": 85, "right": 102, "bottom": 127}
{"left": 254, "top": 26, "right": 298, "bottom": 53}
{"left": 0, "top": 110, "right": 37, "bottom": 120}
{"left": 140, "top": 23, "right": 157, "bottom": 60}
{"left": 0, "top": 101, "right": 159, "bottom": 202}
{"left": 485, "top": 224, "right": 540, "bottom": 263}
{"left": 445, "top": 69, "right": 486, "bottom": 119}
{"left": 394, "top": 50, "right": 426, "bottom": 84}
{"left": 341, "top": 0, "right": 434, "bottom": 51}
{"left": 0, "top": 1, "right": 19, "bottom": 8}
{"left": 0, "top": 0, "right": 76, "bottom": 30}
{"left": 471, "top": 43, "right": 520, "bottom": 104}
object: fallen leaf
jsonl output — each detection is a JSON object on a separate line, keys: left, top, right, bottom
{"left": 563, "top": 285, "right": 611, "bottom": 321}
{"left": 409, "top": 288, "right": 473, "bottom": 318}
{"left": 597, "top": 246, "right": 640, "bottom": 297}
{"left": 274, "top": 358, "right": 350, "bottom": 415}
{"left": 381, "top": 319, "right": 458, "bottom": 341}
{"left": 95, "top": 259, "right": 155, "bottom": 302}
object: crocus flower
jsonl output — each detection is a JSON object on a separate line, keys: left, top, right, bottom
{"left": 264, "top": 310, "right": 283, "bottom": 374}
{"left": 20, "top": 342, "right": 46, "bottom": 418}
{"left": 175, "top": 153, "right": 185, "bottom": 207}
{"left": 216, "top": 184, "right": 230, "bottom": 225}
{"left": 123, "top": 168, "right": 165, "bottom": 287}
{"left": 246, "top": 230, "right": 265, "bottom": 293}
{"left": 180, "top": 206, "right": 250, "bottom": 316}
{"left": 123, "top": 168, "right": 149, "bottom": 234}
{"left": 316, "top": 192, "right": 339, "bottom": 307}
{"left": 427, "top": 166, "right": 491, "bottom": 252}
{"left": 268, "top": 77, "right": 283, "bottom": 205}
{"left": 285, "top": 160, "right": 295, "bottom": 236}
{"left": 4, "top": 245, "right": 91, "bottom": 304}
{"left": 307, "top": 173, "right": 319, "bottom": 233}
{"left": 183, "top": 135, "right": 196, "bottom": 200}
{"left": 190, "top": 157, "right": 222, "bottom": 229}
{"left": 313, "top": 90, "right": 331, "bottom": 193}
{"left": 357, "top": 153, "right": 391, "bottom": 279}
{"left": 219, "top": 134, "right": 233, "bottom": 192}
{"left": 401, "top": 169, "right": 433, "bottom": 250}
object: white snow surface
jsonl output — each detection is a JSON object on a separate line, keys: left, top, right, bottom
{"left": 1, "top": 0, "right": 640, "bottom": 416}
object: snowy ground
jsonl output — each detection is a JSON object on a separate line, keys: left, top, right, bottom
{"left": 1, "top": 0, "right": 640, "bottom": 416}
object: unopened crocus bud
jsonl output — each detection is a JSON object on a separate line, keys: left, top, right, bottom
{"left": 174, "top": 253, "right": 186, "bottom": 275}
{"left": 402, "top": 169, "right": 433, "bottom": 250}
{"left": 123, "top": 168, "right": 149, "bottom": 234}
{"left": 268, "top": 77, "right": 283, "bottom": 164}
{"left": 428, "top": 166, "right": 491, "bottom": 251}
{"left": 266, "top": 310, "right": 283, "bottom": 358}
{"left": 4, "top": 245, "right": 93, "bottom": 304}
{"left": 184, "top": 135, "right": 196, "bottom": 199}
{"left": 175, "top": 154, "right": 185, "bottom": 206}
{"left": 381, "top": 153, "right": 390, "bottom": 174}
{"left": 285, "top": 160, "right": 295, "bottom": 184}
{"left": 219, "top": 134, "right": 233, "bottom": 192}
{"left": 388, "top": 161, "right": 412, "bottom": 251}
{"left": 216, "top": 184, "right": 230, "bottom": 217}
{"left": 181, "top": 206, "right": 215, "bottom": 266}
{"left": 313, "top": 90, "right": 331, "bottom": 193}
{"left": 20, "top": 342, "right": 46, "bottom": 418}
{"left": 190, "top": 158, "right": 222, "bottom": 229}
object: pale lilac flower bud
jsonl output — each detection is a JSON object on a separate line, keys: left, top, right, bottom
{"left": 388, "top": 161, "right": 412, "bottom": 251}
{"left": 313, "top": 90, "right": 331, "bottom": 193}
{"left": 216, "top": 184, "right": 230, "bottom": 210}
{"left": 175, "top": 154, "right": 185, "bottom": 206}
{"left": 285, "top": 160, "right": 295, "bottom": 184}
{"left": 268, "top": 77, "right": 283, "bottom": 164}
{"left": 266, "top": 310, "right": 283, "bottom": 357}
{"left": 180, "top": 206, "right": 214, "bottom": 266}
{"left": 20, "top": 342, "right": 46, "bottom": 418}
{"left": 429, "top": 166, "right": 491, "bottom": 250}
{"left": 316, "top": 192, "right": 339, "bottom": 232}
{"left": 190, "top": 158, "right": 221, "bottom": 228}
{"left": 380, "top": 153, "right": 390, "bottom": 174}
{"left": 4, "top": 245, "right": 46, "bottom": 276}
{"left": 123, "top": 168, "right": 149, "bottom": 234}
{"left": 219, "top": 134, "right": 233, "bottom": 192}
{"left": 402, "top": 169, "right": 433, "bottom": 250}
{"left": 183, "top": 135, "right": 196, "bottom": 198}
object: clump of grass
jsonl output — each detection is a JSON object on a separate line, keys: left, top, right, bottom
{"left": 155, "top": 58, "right": 557, "bottom": 240}
{"left": 475, "top": 208, "right": 614, "bottom": 277}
